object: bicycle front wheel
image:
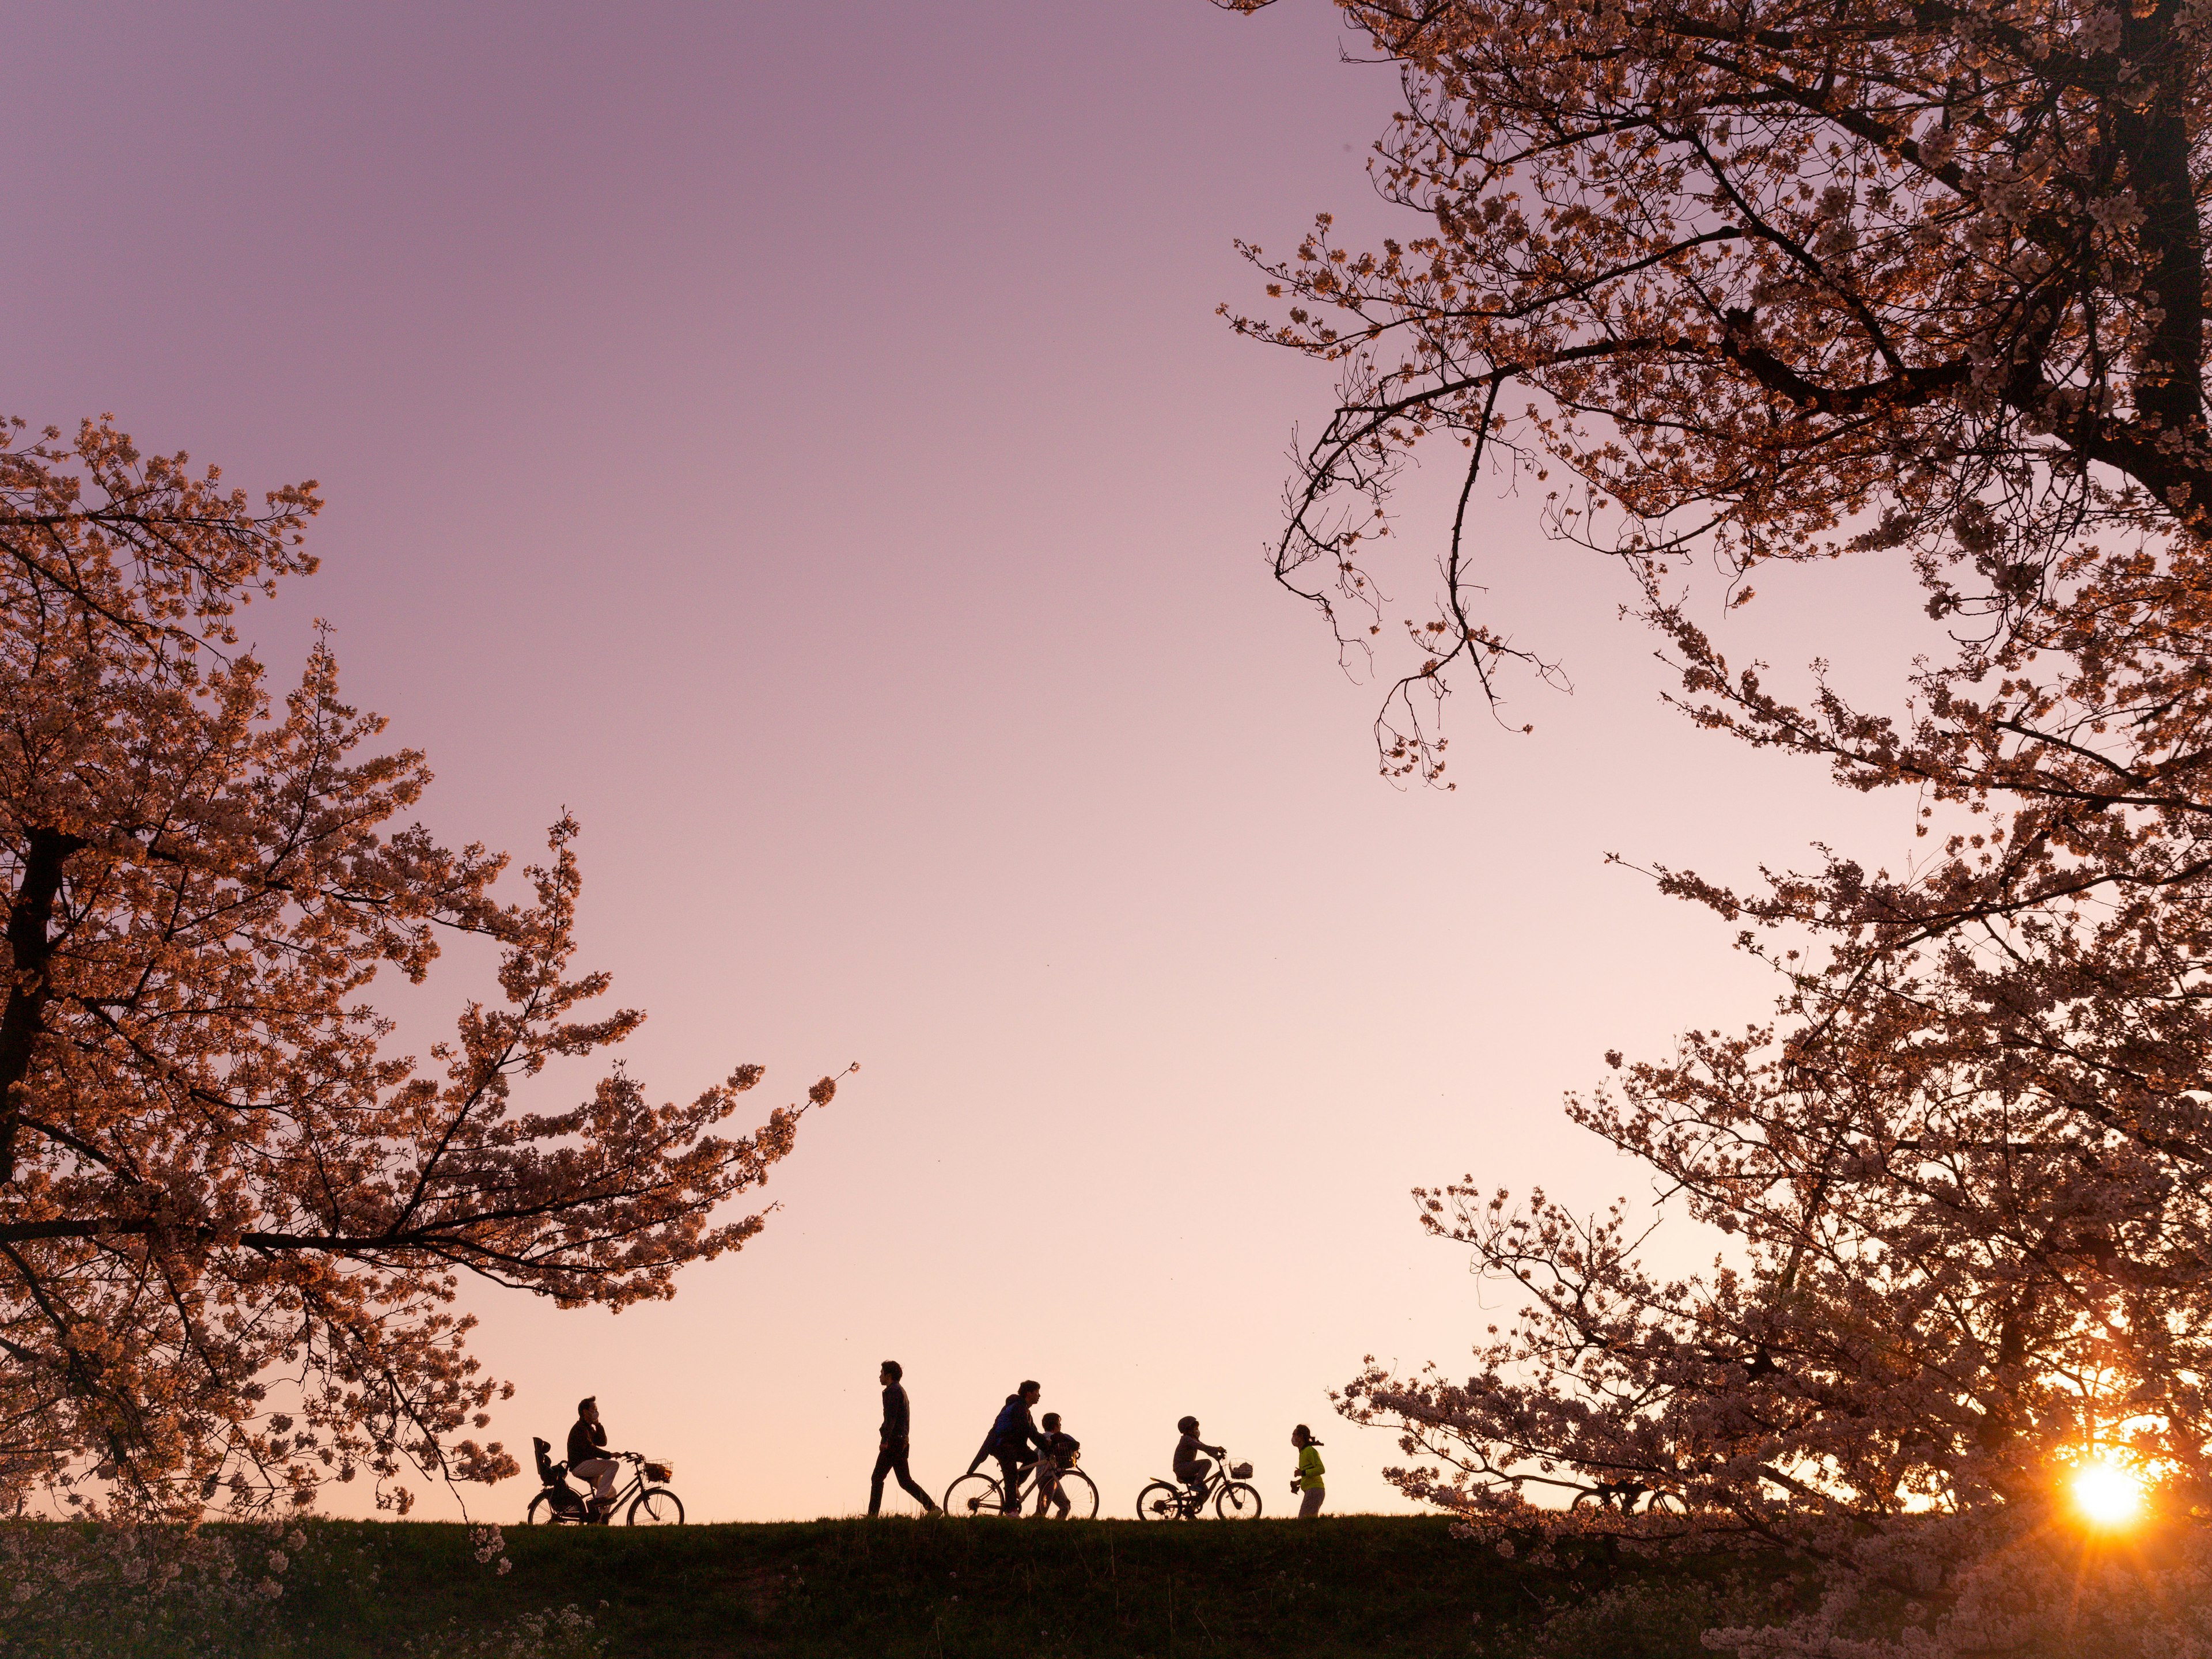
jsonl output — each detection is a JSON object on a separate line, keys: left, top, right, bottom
{"left": 627, "top": 1486, "right": 684, "bottom": 1525}
{"left": 1037, "top": 1469, "right": 1098, "bottom": 1519}
{"left": 1135, "top": 1480, "right": 1185, "bottom": 1521}
{"left": 1214, "top": 1481, "right": 1263, "bottom": 1520}
{"left": 944, "top": 1472, "right": 1005, "bottom": 1517}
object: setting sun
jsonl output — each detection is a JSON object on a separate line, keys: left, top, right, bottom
{"left": 2071, "top": 1459, "right": 2146, "bottom": 1528}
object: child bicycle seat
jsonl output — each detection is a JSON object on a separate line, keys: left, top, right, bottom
{"left": 532, "top": 1436, "right": 588, "bottom": 1515}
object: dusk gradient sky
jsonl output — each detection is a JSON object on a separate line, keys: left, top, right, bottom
{"left": 6, "top": 2, "right": 1927, "bottom": 1520}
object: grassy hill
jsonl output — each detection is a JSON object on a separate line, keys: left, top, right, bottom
{"left": 259, "top": 1516, "right": 1777, "bottom": 1659}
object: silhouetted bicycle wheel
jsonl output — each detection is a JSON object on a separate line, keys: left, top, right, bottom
{"left": 525, "top": 1490, "right": 584, "bottom": 1525}
{"left": 1135, "top": 1480, "right": 1187, "bottom": 1520}
{"left": 1030, "top": 1469, "right": 1099, "bottom": 1519}
{"left": 627, "top": 1487, "right": 684, "bottom": 1525}
{"left": 1214, "top": 1481, "right": 1263, "bottom": 1520}
{"left": 944, "top": 1472, "right": 1006, "bottom": 1517}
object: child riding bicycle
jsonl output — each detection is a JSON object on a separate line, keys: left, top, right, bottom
{"left": 1173, "top": 1415, "right": 1224, "bottom": 1505}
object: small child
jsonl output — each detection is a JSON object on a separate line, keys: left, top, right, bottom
{"left": 1031, "top": 1411, "right": 1080, "bottom": 1518}
{"left": 1290, "top": 1424, "right": 1326, "bottom": 1518}
{"left": 1173, "top": 1415, "right": 1224, "bottom": 1502}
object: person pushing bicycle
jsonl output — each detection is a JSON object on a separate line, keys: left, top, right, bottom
{"left": 968, "top": 1380, "right": 1043, "bottom": 1516}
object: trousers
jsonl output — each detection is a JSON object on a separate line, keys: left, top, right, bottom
{"left": 571, "top": 1457, "right": 619, "bottom": 1505}
{"left": 997, "top": 1453, "right": 1029, "bottom": 1514}
{"left": 1178, "top": 1458, "right": 1212, "bottom": 1502}
{"left": 1298, "top": 1484, "right": 1326, "bottom": 1519}
{"left": 1032, "top": 1459, "right": 1070, "bottom": 1516}
{"left": 869, "top": 1438, "right": 936, "bottom": 1514}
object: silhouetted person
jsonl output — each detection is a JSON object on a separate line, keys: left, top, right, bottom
{"left": 1291, "top": 1423, "right": 1327, "bottom": 1518}
{"left": 1173, "top": 1414, "right": 1223, "bottom": 1503}
{"left": 869, "top": 1360, "right": 940, "bottom": 1516}
{"left": 969, "top": 1380, "right": 1042, "bottom": 1516}
{"left": 568, "top": 1396, "right": 620, "bottom": 1520}
{"left": 1032, "top": 1411, "right": 1079, "bottom": 1518}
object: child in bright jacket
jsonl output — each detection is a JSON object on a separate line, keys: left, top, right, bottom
{"left": 1290, "top": 1425, "right": 1325, "bottom": 1518}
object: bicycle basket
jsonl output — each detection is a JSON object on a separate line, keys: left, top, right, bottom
{"left": 1230, "top": 1462, "right": 1252, "bottom": 1480}
{"left": 644, "top": 1461, "right": 673, "bottom": 1484}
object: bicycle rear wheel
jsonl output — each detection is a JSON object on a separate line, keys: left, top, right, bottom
{"left": 1135, "top": 1480, "right": 1185, "bottom": 1521}
{"left": 525, "top": 1490, "right": 582, "bottom": 1525}
{"left": 944, "top": 1472, "right": 1005, "bottom": 1517}
{"left": 627, "top": 1486, "right": 684, "bottom": 1525}
{"left": 1214, "top": 1481, "right": 1263, "bottom": 1520}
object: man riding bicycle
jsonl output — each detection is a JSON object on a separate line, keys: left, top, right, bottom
{"left": 568, "top": 1396, "right": 622, "bottom": 1521}
{"left": 967, "top": 1380, "right": 1043, "bottom": 1516}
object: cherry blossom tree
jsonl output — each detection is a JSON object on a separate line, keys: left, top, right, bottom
{"left": 1215, "top": 0, "right": 2212, "bottom": 1649}
{"left": 0, "top": 418, "right": 841, "bottom": 1517}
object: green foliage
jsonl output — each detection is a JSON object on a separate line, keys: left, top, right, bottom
{"left": 10, "top": 1516, "right": 1789, "bottom": 1657}
{"left": 270, "top": 1516, "right": 1768, "bottom": 1658}
{"left": 1482, "top": 1581, "right": 1772, "bottom": 1659}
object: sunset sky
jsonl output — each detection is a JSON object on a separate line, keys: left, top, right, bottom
{"left": 5, "top": 1, "right": 1926, "bottom": 1520}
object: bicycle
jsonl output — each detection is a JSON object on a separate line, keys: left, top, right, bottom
{"left": 1569, "top": 1480, "right": 1687, "bottom": 1515}
{"left": 944, "top": 1457, "right": 1100, "bottom": 1519}
{"left": 1135, "top": 1455, "right": 1262, "bottom": 1520}
{"left": 527, "top": 1441, "right": 685, "bottom": 1525}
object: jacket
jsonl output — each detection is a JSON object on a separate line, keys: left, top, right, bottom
{"left": 1173, "top": 1431, "right": 1222, "bottom": 1480}
{"left": 974, "top": 1393, "right": 1040, "bottom": 1467}
{"left": 566, "top": 1419, "right": 608, "bottom": 1468}
{"left": 881, "top": 1382, "right": 911, "bottom": 1442}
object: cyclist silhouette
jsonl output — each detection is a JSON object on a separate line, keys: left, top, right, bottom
{"left": 567, "top": 1396, "right": 622, "bottom": 1520}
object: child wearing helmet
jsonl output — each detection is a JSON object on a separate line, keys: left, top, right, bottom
{"left": 1173, "top": 1415, "right": 1224, "bottom": 1501}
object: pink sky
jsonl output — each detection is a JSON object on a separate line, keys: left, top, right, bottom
{"left": 6, "top": 2, "right": 1923, "bottom": 1520}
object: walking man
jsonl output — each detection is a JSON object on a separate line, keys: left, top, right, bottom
{"left": 869, "top": 1360, "right": 940, "bottom": 1516}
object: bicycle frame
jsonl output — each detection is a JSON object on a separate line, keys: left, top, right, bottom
{"left": 1151, "top": 1456, "right": 1247, "bottom": 1518}
{"left": 945, "top": 1453, "right": 1097, "bottom": 1518}
{"left": 552, "top": 1452, "right": 643, "bottom": 1518}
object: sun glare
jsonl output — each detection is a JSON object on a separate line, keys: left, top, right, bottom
{"left": 2070, "top": 1459, "right": 2145, "bottom": 1528}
